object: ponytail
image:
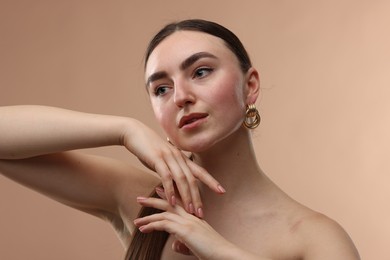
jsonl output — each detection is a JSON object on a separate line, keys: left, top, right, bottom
{"left": 125, "top": 186, "right": 169, "bottom": 260}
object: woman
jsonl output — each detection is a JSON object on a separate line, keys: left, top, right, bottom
{"left": 0, "top": 19, "right": 359, "bottom": 259}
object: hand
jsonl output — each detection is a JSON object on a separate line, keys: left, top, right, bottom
{"left": 155, "top": 186, "right": 194, "bottom": 256}
{"left": 134, "top": 196, "right": 234, "bottom": 260}
{"left": 122, "top": 119, "right": 225, "bottom": 217}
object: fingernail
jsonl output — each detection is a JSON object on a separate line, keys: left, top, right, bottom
{"left": 133, "top": 219, "right": 140, "bottom": 225}
{"left": 217, "top": 184, "right": 226, "bottom": 193}
{"left": 139, "top": 226, "right": 146, "bottom": 233}
{"left": 155, "top": 186, "right": 164, "bottom": 193}
{"left": 171, "top": 195, "right": 176, "bottom": 205}
{"left": 136, "top": 196, "right": 147, "bottom": 202}
{"left": 197, "top": 207, "right": 204, "bottom": 218}
{"left": 189, "top": 203, "right": 195, "bottom": 214}
{"left": 155, "top": 188, "right": 165, "bottom": 198}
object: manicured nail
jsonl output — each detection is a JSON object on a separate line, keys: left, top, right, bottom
{"left": 155, "top": 188, "right": 165, "bottom": 198}
{"left": 217, "top": 184, "right": 226, "bottom": 193}
{"left": 139, "top": 226, "right": 146, "bottom": 233}
{"left": 189, "top": 203, "right": 195, "bottom": 214}
{"left": 133, "top": 219, "right": 140, "bottom": 225}
{"left": 155, "top": 186, "right": 164, "bottom": 193}
{"left": 136, "top": 196, "right": 147, "bottom": 202}
{"left": 197, "top": 207, "right": 204, "bottom": 218}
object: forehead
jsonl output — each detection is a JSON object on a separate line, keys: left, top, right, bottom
{"left": 145, "top": 30, "right": 236, "bottom": 76}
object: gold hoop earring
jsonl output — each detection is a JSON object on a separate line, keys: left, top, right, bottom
{"left": 243, "top": 104, "right": 261, "bottom": 129}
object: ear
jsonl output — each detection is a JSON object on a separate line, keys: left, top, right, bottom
{"left": 244, "top": 67, "right": 260, "bottom": 104}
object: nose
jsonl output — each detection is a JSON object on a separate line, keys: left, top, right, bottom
{"left": 173, "top": 80, "right": 195, "bottom": 107}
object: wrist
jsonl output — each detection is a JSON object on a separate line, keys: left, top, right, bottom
{"left": 118, "top": 117, "right": 145, "bottom": 148}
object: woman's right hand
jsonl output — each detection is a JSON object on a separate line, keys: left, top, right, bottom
{"left": 122, "top": 120, "right": 225, "bottom": 218}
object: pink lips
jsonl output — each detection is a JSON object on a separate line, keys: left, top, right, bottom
{"left": 179, "top": 113, "right": 208, "bottom": 128}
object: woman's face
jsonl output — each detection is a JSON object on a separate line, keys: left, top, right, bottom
{"left": 145, "top": 30, "right": 251, "bottom": 152}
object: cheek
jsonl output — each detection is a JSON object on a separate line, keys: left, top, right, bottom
{"left": 152, "top": 102, "right": 175, "bottom": 134}
{"left": 211, "top": 75, "right": 246, "bottom": 112}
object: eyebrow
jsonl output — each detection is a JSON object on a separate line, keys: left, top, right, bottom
{"left": 146, "top": 71, "right": 168, "bottom": 88}
{"left": 146, "top": 52, "right": 217, "bottom": 88}
{"left": 180, "top": 52, "right": 217, "bottom": 70}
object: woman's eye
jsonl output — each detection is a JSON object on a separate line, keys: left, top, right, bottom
{"left": 193, "top": 67, "right": 213, "bottom": 78}
{"left": 154, "top": 86, "right": 169, "bottom": 96}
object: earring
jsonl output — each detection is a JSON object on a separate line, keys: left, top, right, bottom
{"left": 243, "top": 104, "right": 261, "bottom": 129}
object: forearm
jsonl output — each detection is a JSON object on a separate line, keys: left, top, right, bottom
{"left": 0, "top": 105, "right": 133, "bottom": 159}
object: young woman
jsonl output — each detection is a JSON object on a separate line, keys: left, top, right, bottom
{"left": 0, "top": 19, "right": 359, "bottom": 260}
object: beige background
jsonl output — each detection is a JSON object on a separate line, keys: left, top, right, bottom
{"left": 1, "top": 0, "right": 389, "bottom": 259}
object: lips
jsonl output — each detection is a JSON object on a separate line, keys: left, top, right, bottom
{"left": 178, "top": 113, "right": 208, "bottom": 128}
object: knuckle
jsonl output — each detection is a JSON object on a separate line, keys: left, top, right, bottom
{"left": 160, "top": 172, "right": 172, "bottom": 180}
{"left": 160, "top": 212, "right": 169, "bottom": 219}
{"left": 175, "top": 174, "right": 187, "bottom": 182}
{"left": 160, "top": 220, "right": 170, "bottom": 229}
{"left": 188, "top": 177, "right": 198, "bottom": 186}
{"left": 191, "top": 167, "right": 205, "bottom": 177}
{"left": 171, "top": 148, "right": 182, "bottom": 157}
{"left": 182, "top": 222, "right": 196, "bottom": 235}
{"left": 157, "top": 148, "right": 168, "bottom": 158}
{"left": 159, "top": 147, "right": 173, "bottom": 159}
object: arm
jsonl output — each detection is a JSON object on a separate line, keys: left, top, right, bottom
{"left": 0, "top": 151, "right": 158, "bottom": 219}
{"left": 0, "top": 105, "right": 128, "bottom": 159}
{"left": 0, "top": 105, "right": 222, "bottom": 219}
{"left": 0, "top": 105, "right": 158, "bottom": 220}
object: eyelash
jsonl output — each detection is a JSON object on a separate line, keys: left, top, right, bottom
{"left": 153, "top": 85, "right": 169, "bottom": 96}
{"left": 152, "top": 67, "right": 214, "bottom": 97}
{"left": 193, "top": 67, "right": 213, "bottom": 79}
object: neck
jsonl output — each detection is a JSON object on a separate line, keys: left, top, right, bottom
{"left": 193, "top": 127, "right": 267, "bottom": 202}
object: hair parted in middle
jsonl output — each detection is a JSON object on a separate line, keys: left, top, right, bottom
{"left": 144, "top": 19, "right": 253, "bottom": 73}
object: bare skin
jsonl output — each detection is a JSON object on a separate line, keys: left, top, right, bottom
{"left": 0, "top": 106, "right": 221, "bottom": 247}
{"left": 139, "top": 128, "right": 359, "bottom": 260}
{"left": 0, "top": 29, "right": 360, "bottom": 259}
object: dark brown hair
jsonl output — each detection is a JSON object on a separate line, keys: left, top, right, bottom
{"left": 125, "top": 188, "right": 168, "bottom": 260}
{"left": 144, "top": 19, "right": 252, "bottom": 73}
{"left": 126, "top": 19, "right": 252, "bottom": 260}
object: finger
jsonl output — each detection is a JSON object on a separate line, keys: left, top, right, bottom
{"left": 172, "top": 240, "right": 193, "bottom": 255}
{"left": 179, "top": 167, "right": 204, "bottom": 218}
{"left": 154, "top": 161, "right": 176, "bottom": 205}
{"left": 136, "top": 196, "right": 170, "bottom": 211}
{"left": 134, "top": 211, "right": 181, "bottom": 227}
{"left": 155, "top": 186, "right": 167, "bottom": 200}
{"left": 156, "top": 185, "right": 187, "bottom": 209}
{"left": 188, "top": 160, "right": 226, "bottom": 194}
{"left": 137, "top": 213, "right": 200, "bottom": 240}
{"left": 163, "top": 149, "right": 192, "bottom": 210}
{"left": 135, "top": 211, "right": 188, "bottom": 234}
{"left": 136, "top": 196, "right": 187, "bottom": 215}
{"left": 173, "top": 155, "right": 200, "bottom": 215}
{"left": 138, "top": 219, "right": 175, "bottom": 234}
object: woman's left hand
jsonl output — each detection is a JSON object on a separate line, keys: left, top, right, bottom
{"left": 134, "top": 196, "right": 234, "bottom": 260}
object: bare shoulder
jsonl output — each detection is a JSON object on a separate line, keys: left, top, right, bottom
{"left": 293, "top": 210, "right": 360, "bottom": 260}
